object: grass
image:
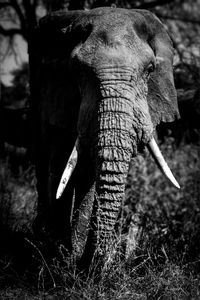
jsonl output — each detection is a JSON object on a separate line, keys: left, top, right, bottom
{"left": 0, "top": 138, "right": 200, "bottom": 299}
{"left": 0, "top": 158, "right": 37, "bottom": 232}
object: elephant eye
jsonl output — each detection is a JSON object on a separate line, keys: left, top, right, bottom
{"left": 145, "top": 62, "right": 155, "bottom": 79}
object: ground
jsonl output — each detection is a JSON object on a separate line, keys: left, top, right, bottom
{"left": 0, "top": 137, "right": 200, "bottom": 299}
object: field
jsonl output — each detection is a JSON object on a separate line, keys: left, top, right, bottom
{"left": 0, "top": 138, "right": 200, "bottom": 299}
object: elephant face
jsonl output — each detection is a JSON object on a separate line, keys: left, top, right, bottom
{"left": 30, "top": 7, "right": 179, "bottom": 260}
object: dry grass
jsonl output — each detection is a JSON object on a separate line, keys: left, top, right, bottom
{"left": 0, "top": 138, "right": 200, "bottom": 299}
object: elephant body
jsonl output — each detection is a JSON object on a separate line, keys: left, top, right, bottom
{"left": 29, "top": 7, "right": 179, "bottom": 263}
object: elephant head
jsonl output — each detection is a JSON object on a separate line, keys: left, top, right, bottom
{"left": 29, "top": 7, "right": 180, "bottom": 261}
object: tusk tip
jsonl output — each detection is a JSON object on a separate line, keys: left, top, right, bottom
{"left": 164, "top": 170, "right": 181, "bottom": 189}
{"left": 56, "top": 185, "right": 65, "bottom": 199}
{"left": 56, "top": 191, "right": 62, "bottom": 200}
{"left": 172, "top": 180, "right": 180, "bottom": 189}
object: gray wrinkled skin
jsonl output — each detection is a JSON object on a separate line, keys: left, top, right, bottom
{"left": 29, "top": 7, "right": 179, "bottom": 263}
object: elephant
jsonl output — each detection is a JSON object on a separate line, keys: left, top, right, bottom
{"left": 29, "top": 7, "right": 180, "bottom": 264}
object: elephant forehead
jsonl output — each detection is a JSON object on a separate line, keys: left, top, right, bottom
{"left": 70, "top": 11, "right": 154, "bottom": 69}
{"left": 76, "top": 8, "right": 151, "bottom": 41}
{"left": 77, "top": 8, "right": 148, "bottom": 30}
{"left": 76, "top": 13, "right": 143, "bottom": 45}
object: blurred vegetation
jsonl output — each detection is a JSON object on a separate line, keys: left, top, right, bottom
{"left": 0, "top": 0, "right": 200, "bottom": 299}
{"left": 1, "top": 62, "right": 29, "bottom": 108}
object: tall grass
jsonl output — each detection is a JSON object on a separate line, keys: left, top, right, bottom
{"left": 0, "top": 158, "right": 37, "bottom": 232}
{"left": 0, "top": 139, "right": 200, "bottom": 299}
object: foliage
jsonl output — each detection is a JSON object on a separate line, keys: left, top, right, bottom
{"left": 1, "top": 62, "right": 29, "bottom": 107}
{"left": 11, "top": 62, "right": 29, "bottom": 102}
{"left": 155, "top": 1, "right": 200, "bottom": 91}
{"left": 0, "top": 138, "right": 200, "bottom": 298}
{"left": 0, "top": 158, "right": 37, "bottom": 232}
{"left": 126, "top": 140, "right": 200, "bottom": 265}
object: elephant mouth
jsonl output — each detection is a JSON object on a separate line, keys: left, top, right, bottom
{"left": 56, "top": 136, "right": 180, "bottom": 200}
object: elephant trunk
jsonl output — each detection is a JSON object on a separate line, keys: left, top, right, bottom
{"left": 94, "top": 77, "right": 138, "bottom": 251}
{"left": 95, "top": 131, "right": 132, "bottom": 247}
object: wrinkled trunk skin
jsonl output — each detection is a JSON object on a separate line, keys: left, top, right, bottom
{"left": 94, "top": 71, "right": 137, "bottom": 254}
{"left": 73, "top": 67, "right": 153, "bottom": 263}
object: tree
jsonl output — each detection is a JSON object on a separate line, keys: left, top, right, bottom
{"left": 0, "top": 0, "right": 68, "bottom": 77}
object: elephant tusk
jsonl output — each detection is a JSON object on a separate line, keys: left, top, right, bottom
{"left": 56, "top": 138, "right": 79, "bottom": 199}
{"left": 147, "top": 138, "right": 180, "bottom": 189}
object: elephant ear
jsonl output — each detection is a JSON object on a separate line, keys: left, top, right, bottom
{"left": 135, "top": 10, "right": 180, "bottom": 127}
{"left": 29, "top": 10, "right": 87, "bottom": 129}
